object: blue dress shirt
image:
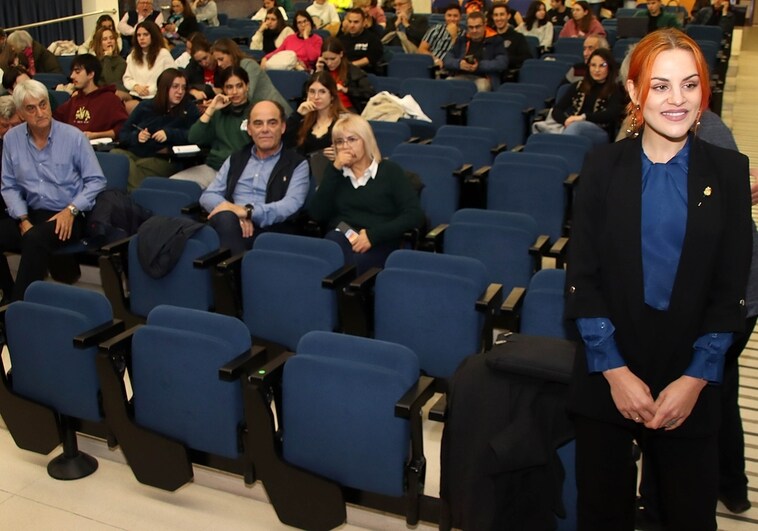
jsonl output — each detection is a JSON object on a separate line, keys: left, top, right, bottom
{"left": 200, "top": 144, "right": 309, "bottom": 228}
{"left": 1, "top": 120, "right": 106, "bottom": 219}
{"left": 577, "top": 139, "right": 732, "bottom": 383}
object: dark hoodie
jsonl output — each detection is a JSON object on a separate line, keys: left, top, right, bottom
{"left": 53, "top": 84, "right": 129, "bottom": 138}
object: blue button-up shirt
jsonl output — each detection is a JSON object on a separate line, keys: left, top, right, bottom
{"left": 200, "top": 144, "right": 309, "bottom": 228}
{"left": 1, "top": 120, "right": 106, "bottom": 219}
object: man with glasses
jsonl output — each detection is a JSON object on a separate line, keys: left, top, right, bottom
{"left": 443, "top": 11, "right": 507, "bottom": 91}
{"left": 0, "top": 80, "right": 106, "bottom": 301}
{"left": 635, "top": 0, "right": 681, "bottom": 32}
{"left": 200, "top": 100, "right": 309, "bottom": 254}
{"left": 118, "top": 0, "right": 164, "bottom": 55}
{"left": 382, "top": 0, "right": 429, "bottom": 50}
{"left": 338, "top": 8, "right": 384, "bottom": 73}
{"left": 53, "top": 54, "right": 128, "bottom": 141}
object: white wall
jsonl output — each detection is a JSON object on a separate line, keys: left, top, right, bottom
{"left": 80, "top": 0, "right": 120, "bottom": 41}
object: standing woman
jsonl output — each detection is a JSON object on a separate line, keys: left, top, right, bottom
{"left": 315, "top": 37, "right": 374, "bottom": 113}
{"left": 559, "top": 0, "right": 605, "bottom": 38}
{"left": 551, "top": 48, "right": 624, "bottom": 144}
{"left": 308, "top": 113, "right": 424, "bottom": 273}
{"left": 114, "top": 68, "right": 200, "bottom": 189}
{"left": 284, "top": 71, "right": 347, "bottom": 157}
{"left": 262, "top": 11, "right": 323, "bottom": 71}
{"left": 250, "top": 8, "right": 295, "bottom": 53}
{"left": 123, "top": 20, "right": 176, "bottom": 110}
{"left": 566, "top": 29, "right": 752, "bottom": 531}
{"left": 517, "top": 1, "right": 554, "bottom": 51}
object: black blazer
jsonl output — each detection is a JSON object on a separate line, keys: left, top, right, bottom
{"left": 565, "top": 135, "right": 752, "bottom": 435}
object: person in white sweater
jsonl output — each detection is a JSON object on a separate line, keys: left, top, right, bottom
{"left": 193, "top": 0, "right": 220, "bottom": 26}
{"left": 307, "top": 0, "right": 341, "bottom": 35}
{"left": 250, "top": 8, "right": 295, "bottom": 52}
{"left": 251, "top": 0, "right": 289, "bottom": 21}
{"left": 123, "top": 21, "right": 176, "bottom": 111}
{"left": 516, "top": 0, "right": 554, "bottom": 50}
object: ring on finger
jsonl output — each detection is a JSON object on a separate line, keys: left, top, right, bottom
{"left": 665, "top": 418, "right": 678, "bottom": 428}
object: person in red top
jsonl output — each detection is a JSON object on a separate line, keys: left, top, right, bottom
{"left": 315, "top": 37, "right": 374, "bottom": 113}
{"left": 53, "top": 54, "right": 128, "bottom": 141}
{"left": 262, "top": 10, "right": 323, "bottom": 71}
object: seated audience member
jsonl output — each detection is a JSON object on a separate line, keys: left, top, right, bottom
{"left": 262, "top": 11, "right": 323, "bottom": 71}
{"left": 547, "top": 0, "right": 572, "bottom": 26}
{"left": 252, "top": 0, "right": 289, "bottom": 21}
{"left": 0, "top": 80, "right": 106, "bottom": 301}
{"left": 172, "top": 67, "right": 254, "bottom": 188}
{"left": 173, "top": 31, "right": 196, "bottom": 68}
{"left": 0, "top": 95, "right": 21, "bottom": 157}
{"left": 1, "top": 67, "right": 63, "bottom": 112}
{"left": 368, "top": 0, "right": 388, "bottom": 28}
{"left": 90, "top": 27, "right": 129, "bottom": 98}
{"left": 185, "top": 34, "right": 218, "bottom": 102}
{"left": 200, "top": 100, "right": 310, "bottom": 254}
{"left": 79, "top": 14, "right": 123, "bottom": 55}
{"left": 284, "top": 71, "right": 348, "bottom": 158}
{"left": 251, "top": 8, "right": 295, "bottom": 53}
{"left": 53, "top": 54, "right": 128, "bottom": 141}
{"left": 347, "top": 0, "right": 386, "bottom": 36}
{"left": 489, "top": 2, "right": 532, "bottom": 73}
{"left": 517, "top": 1, "right": 554, "bottom": 51}
{"left": 635, "top": 0, "right": 681, "bottom": 31}
{"left": 418, "top": 3, "right": 464, "bottom": 68}
{"left": 315, "top": 38, "right": 374, "bottom": 113}
{"left": 163, "top": 0, "right": 200, "bottom": 45}
{"left": 338, "top": 8, "right": 385, "bottom": 74}
{"left": 692, "top": 0, "right": 735, "bottom": 34}
{"left": 382, "top": 0, "right": 429, "bottom": 50}
{"left": 5, "top": 30, "right": 62, "bottom": 75}
{"left": 550, "top": 48, "right": 623, "bottom": 144}
{"left": 308, "top": 0, "right": 342, "bottom": 35}
{"left": 114, "top": 68, "right": 200, "bottom": 189}
{"left": 559, "top": 1, "right": 605, "bottom": 38}
{"left": 444, "top": 12, "right": 508, "bottom": 91}
{"left": 123, "top": 20, "right": 176, "bottom": 109}
{"left": 193, "top": 0, "right": 220, "bottom": 26}
{"left": 308, "top": 113, "right": 424, "bottom": 274}
{"left": 212, "top": 38, "right": 292, "bottom": 113}
{"left": 564, "top": 34, "right": 610, "bottom": 83}
{"left": 118, "top": 0, "right": 164, "bottom": 55}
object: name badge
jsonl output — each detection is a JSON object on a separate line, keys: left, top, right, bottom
{"left": 240, "top": 119, "right": 248, "bottom": 131}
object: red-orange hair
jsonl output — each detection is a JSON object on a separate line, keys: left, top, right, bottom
{"left": 625, "top": 28, "right": 711, "bottom": 128}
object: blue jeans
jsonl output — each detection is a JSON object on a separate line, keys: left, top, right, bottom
{"left": 563, "top": 120, "right": 610, "bottom": 145}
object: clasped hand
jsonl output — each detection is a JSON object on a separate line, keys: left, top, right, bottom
{"left": 603, "top": 366, "right": 707, "bottom": 431}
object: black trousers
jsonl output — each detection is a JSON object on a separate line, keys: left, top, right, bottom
{"left": 208, "top": 210, "right": 255, "bottom": 255}
{"left": 0, "top": 209, "right": 84, "bottom": 301}
{"left": 575, "top": 415, "right": 718, "bottom": 531}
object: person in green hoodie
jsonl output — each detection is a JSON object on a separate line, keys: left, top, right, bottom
{"left": 171, "top": 66, "right": 253, "bottom": 188}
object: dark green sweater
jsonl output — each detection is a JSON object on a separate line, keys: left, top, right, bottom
{"left": 308, "top": 159, "right": 424, "bottom": 246}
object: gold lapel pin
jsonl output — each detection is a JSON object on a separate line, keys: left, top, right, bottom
{"left": 698, "top": 186, "right": 712, "bottom": 207}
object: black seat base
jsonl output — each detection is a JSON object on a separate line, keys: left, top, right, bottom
{"left": 47, "top": 450, "right": 98, "bottom": 480}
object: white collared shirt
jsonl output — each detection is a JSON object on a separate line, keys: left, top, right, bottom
{"left": 342, "top": 158, "right": 379, "bottom": 189}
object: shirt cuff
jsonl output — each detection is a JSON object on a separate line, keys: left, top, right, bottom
{"left": 684, "top": 332, "right": 733, "bottom": 383}
{"left": 576, "top": 317, "right": 626, "bottom": 373}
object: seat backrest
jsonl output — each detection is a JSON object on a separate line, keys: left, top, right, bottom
{"left": 388, "top": 53, "right": 435, "bottom": 78}
{"left": 525, "top": 133, "right": 592, "bottom": 174}
{"left": 401, "top": 77, "right": 453, "bottom": 127}
{"left": 487, "top": 162, "right": 567, "bottom": 241}
{"left": 520, "top": 269, "right": 572, "bottom": 339}
{"left": 367, "top": 73, "right": 403, "bottom": 96}
{"left": 370, "top": 120, "right": 412, "bottom": 156}
{"left": 131, "top": 188, "right": 194, "bottom": 218}
{"left": 95, "top": 151, "right": 129, "bottom": 191}
{"left": 613, "top": 37, "right": 640, "bottom": 63}
{"left": 441, "top": 78, "right": 478, "bottom": 105}
{"left": 518, "top": 59, "right": 568, "bottom": 95}
{"left": 266, "top": 70, "right": 308, "bottom": 103}
{"left": 6, "top": 282, "right": 112, "bottom": 421}
{"left": 128, "top": 225, "right": 220, "bottom": 317}
{"left": 467, "top": 99, "right": 526, "bottom": 148}
{"left": 374, "top": 250, "right": 488, "bottom": 379}
{"left": 494, "top": 150, "right": 570, "bottom": 176}
{"left": 241, "top": 233, "right": 344, "bottom": 350}
{"left": 283, "top": 331, "right": 419, "bottom": 496}
{"left": 497, "top": 82, "right": 552, "bottom": 114}
{"left": 131, "top": 305, "right": 251, "bottom": 458}
{"left": 524, "top": 35, "right": 540, "bottom": 58}
{"left": 686, "top": 24, "right": 723, "bottom": 44}
{"left": 434, "top": 125, "right": 499, "bottom": 168}
{"left": 552, "top": 38, "right": 585, "bottom": 61}
{"left": 141, "top": 177, "right": 203, "bottom": 203}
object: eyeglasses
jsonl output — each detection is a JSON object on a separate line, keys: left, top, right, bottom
{"left": 334, "top": 136, "right": 361, "bottom": 148}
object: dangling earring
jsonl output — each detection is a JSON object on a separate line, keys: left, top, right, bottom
{"left": 692, "top": 110, "right": 702, "bottom": 134}
{"left": 626, "top": 104, "right": 640, "bottom": 138}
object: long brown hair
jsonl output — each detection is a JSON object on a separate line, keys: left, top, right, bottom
{"left": 297, "top": 71, "right": 348, "bottom": 146}
{"left": 321, "top": 37, "right": 348, "bottom": 85}
{"left": 93, "top": 27, "right": 121, "bottom": 58}
{"left": 573, "top": 1, "right": 595, "bottom": 35}
{"left": 211, "top": 38, "right": 247, "bottom": 68}
{"left": 131, "top": 20, "right": 166, "bottom": 67}
{"left": 152, "top": 68, "right": 190, "bottom": 115}
{"left": 580, "top": 48, "right": 618, "bottom": 100}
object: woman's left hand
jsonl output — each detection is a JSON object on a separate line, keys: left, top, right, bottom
{"left": 152, "top": 130, "right": 168, "bottom": 143}
{"left": 645, "top": 375, "right": 707, "bottom": 431}
{"left": 351, "top": 229, "right": 372, "bottom": 253}
{"left": 564, "top": 114, "right": 585, "bottom": 126}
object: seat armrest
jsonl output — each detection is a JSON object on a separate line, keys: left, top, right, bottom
{"left": 510, "top": 144, "right": 525, "bottom": 152}
{"left": 530, "top": 234, "right": 551, "bottom": 256}
{"left": 180, "top": 202, "right": 202, "bottom": 216}
{"left": 564, "top": 172, "right": 579, "bottom": 187}
{"left": 522, "top": 107, "right": 535, "bottom": 120}
{"left": 219, "top": 345, "right": 267, "bottom": 381}
{"left": 453, "top": 163, "right": 473, "bottom": 179}
{"left": 395, "top": 375, "right": 436, "bottom": 419}
{"left": 549, "top": 236, "right": 569, "bottom": 268}
{"left": 248, "top": 351, "right": 295, "bottom": 385}
{"left": 348, "top": 266, "right": 381, "bottom": 291}
{"left": 491, "top": 143, "right": 508, "bottom": 155}
{"left": 193, "top": 247, "right": 231, "bottom": 268}
{"left": 100, "top": 235, "right": 133, "bottom": 255}
{"left": 74, "top": 319, "right": 126, "bottom": 348}
{"left": 423, "top": 223, "right": 448, "bottom": 253}
{"left": 501, "top": 286, "right": 526, "bottom": 314}
{"left": 476, "top": 283, "right": 503, "bottom": 313}
{"left": 470, "top": 166, "right": 490, "bottom": 181}
{"left": 428, "top": 394, "right": 446, "bottom": 422}
{"left": 322, "top": 264, "right": 357, "bottom": 289}
{"left": 98, "top": 326, "right": 142, "bottom": 353}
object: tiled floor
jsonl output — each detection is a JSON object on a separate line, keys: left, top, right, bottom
{"left": 2, "top": 25, "right": 758, "bottom": 531}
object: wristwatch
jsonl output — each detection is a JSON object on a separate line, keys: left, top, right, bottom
{"left": 68, "top": 204, "right": 80, "bottom": 217}
{"left": 244, "top": 204, "right": 253, "bottom": 220}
